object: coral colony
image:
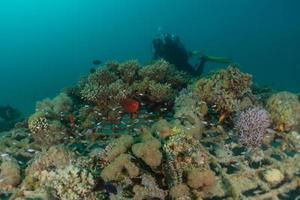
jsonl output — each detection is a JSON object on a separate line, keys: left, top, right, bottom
{"left": 0, "top": 60, "right": 299, "bottom": 200}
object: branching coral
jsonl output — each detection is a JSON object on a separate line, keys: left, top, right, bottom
{"left": 28, "top": 92, "right": 73, "bottom": 146}
{"left": 266, "top": 91, "right": 300, "bottom": 131}
{"left": 234, "top": 107, "right": 271, "bottom": 148}
{"left": 50, "top": 165, "right": 98, "bottom": 200}
{"left": 194, "top": 65, "right": 254, "bottom": 118}
{"left": 78, "top": 59, "right": 190, "bottom": 116}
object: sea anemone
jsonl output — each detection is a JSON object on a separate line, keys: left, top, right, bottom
{"left": 234, "top": 107, "right": 271, "bottom": 148}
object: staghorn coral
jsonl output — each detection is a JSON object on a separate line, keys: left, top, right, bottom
{"left": 234, "top": 107, "right": 271, "bottom": 148}
{"left": 148, "top": 82, "right": 173, "bottom": 102}
{"left": 50, "top": 165, "right": 98, "bottom": 200}
{"left": 266, "top": 91, "right": 300, "bottom": 131}
{"left": 138, "top": 59, "right": 171, "bottom": 82}
{"left": 117, "top": 60, "right": 139, "bottom": 84}
{"left": 194, "top": 65, "right": 253, "bottom": 118}
{"left": 132, "top": 128, "right": 162, "bottom": 168}
{"left": 78, "top": 59, "right": 190, "bottom": 116}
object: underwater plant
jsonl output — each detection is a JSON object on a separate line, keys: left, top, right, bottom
{"left": 234, "top": 107, "right": 271, "bottom": 148}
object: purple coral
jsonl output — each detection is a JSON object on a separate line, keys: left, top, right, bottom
{"left": 234, "top": 107, "right": 271, "bottom": 148}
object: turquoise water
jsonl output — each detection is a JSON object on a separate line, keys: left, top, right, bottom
{"left": 0, "top": 0, "right": 299, "bottom": 115}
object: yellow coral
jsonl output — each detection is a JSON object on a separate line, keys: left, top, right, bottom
{"left": 100, "top": 153, "right": 139, "bottom": 182}
{"left": 266, "top": 91, "right": 300, "bottom": 131}
{"left": 132, "top": 129, "right": 162, "bottom": 168}
{"left": 0, "top": 157, "right": 21, "bottom": 192}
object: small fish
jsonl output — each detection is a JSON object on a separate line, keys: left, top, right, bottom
{"left": 27, "top": 149, "right": 35, "bottom": 153}
{"left": 121, "top": 99, "right": 140, "bottom": 114}
{"left": 69, "top": 114, "right": 76, "bottom": 128}
{"left": 253, "top": 190, "right": 261, "bottom": 195}
{"left": 1, "top": 153, "right": 9, "bottom": 157}
{"left": 92, "top": 59, "right": 102, "bottom": 65}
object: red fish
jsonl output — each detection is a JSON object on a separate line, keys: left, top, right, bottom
{"left": 69, "top": 114, "right": 75, "bottom": 128}
{"left": 121, "top": 99, "right": 140, "bottom": 114}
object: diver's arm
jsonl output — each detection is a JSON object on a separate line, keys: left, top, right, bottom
{"left": 194, "top": 56, "right": 208, "bottom": 76}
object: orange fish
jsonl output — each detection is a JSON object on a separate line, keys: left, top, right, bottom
{"left": 121, "top": 99, "right": 140, "bottom": 114}
{"left": 69, "top": 114, "right": 75, "bottom": 128}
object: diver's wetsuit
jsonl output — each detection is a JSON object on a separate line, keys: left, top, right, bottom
{"left": 152, "top": 34, "right": 204, "bottom": 76}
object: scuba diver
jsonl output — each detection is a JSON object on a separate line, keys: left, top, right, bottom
{"left": 152, "top": 33, "right": 232, "bottom": 76}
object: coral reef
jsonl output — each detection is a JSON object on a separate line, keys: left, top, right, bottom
{"left": 266, "top": 91, "right": 300, "bottom": 131}
{"left": 234, "top": 107, "right": 271, "bottom": 148}
{"left": 0, "top": 60, "right": 299, "bottom": 200}
{"left": 79, "top": 59, "right": 189, "bottom": 114}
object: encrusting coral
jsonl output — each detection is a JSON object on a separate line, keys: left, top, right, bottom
{"left": 266, "top": 91, "right": 300, "bottom": 131}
